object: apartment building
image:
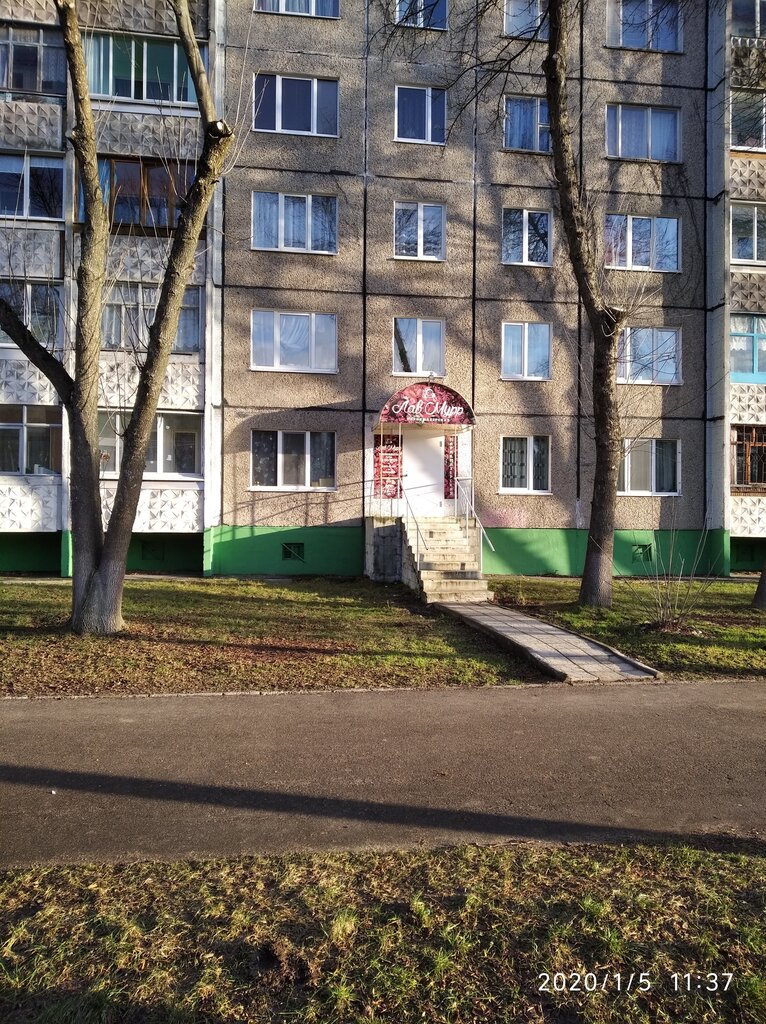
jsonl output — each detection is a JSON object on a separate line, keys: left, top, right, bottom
{"left": 0, "top": 0, "right": 763, "bottom": 583}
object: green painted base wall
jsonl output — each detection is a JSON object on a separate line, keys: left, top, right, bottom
{"left": 58, "top": 532, "right": 202, "bottom": 577}
{"left": 206, "top": 525, "right": 363, "bottom": 577}
{"left": 483, "top": 529, "right": 730, "bottom": 577}
{"left": 0, "top": 533, "right": 61, "bottom": 573}
{"left": 731, "top": 537, "right": 766, "bottom": 573}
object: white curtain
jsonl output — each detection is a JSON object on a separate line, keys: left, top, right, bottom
{"left": 279, "top": 313, "right": 310, "bottom": 367}
{"left": 310, "top": 195, "right": 337, "bottom": 252}
{"left": 253, "top": 192, "right": 279, "bottom": 248}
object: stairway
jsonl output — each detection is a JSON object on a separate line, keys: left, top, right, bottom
{"left": 403, "top": 517, "right": 491, "bottom": 604}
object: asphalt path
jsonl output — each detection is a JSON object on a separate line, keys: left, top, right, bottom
{"left": 1, "top": 680, "right": 764, "bottom": 866}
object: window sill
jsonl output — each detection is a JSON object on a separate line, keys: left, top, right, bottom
{"left": 501, "top": 33, "right": 548, "bottom": 43}
{"left": 0, "top": 472, "right": 61, "bottom": 481}
{"left": 603, "top": 44, "right": 683, "bottom": 55}
{"left": 253, "top": 8, "right": 340, "bottom": 19}
{"left": 250, "top": 366, "right": 338, "bottom": 374}
{"left": 501, "top": 261, "right": 552, "bottom": 269}
{"left": 731, "top": 487, "right": 766, "bottom": 495}
{"left": 91, "top": 98, "right": 199, "bottom": 117}
{"left": 501, "top": 146, "right": 552, "bottom": 156}
{"left": 605, "top": 156, "right": 683, "bottom": 166}
{"left": 391, "top": 372, "right": 446, "bottom": 378}
{"left": 616, "top": 379, "right": 683, "bottom": 386}
{"left": 100, "top": 475, "right": 204, "bottom": 484}
{"left": 249, "top": 485, "right": 337, "bottom": 492}
{"left": 500, "top": 375, "right": 552, "bottom": 382}
{"left": 0, "top": 216, "right": 64, "bottom": 226}
{"left": 391, "top": 255, "right": 445, "bottom": 262}
{"left": 251, "top": 246, "right": 337, "bottom": 256}
{"left": 730, "top": 145, "right": 766, "bottom": 153}
{"left": 497, "top": 489, "right": 552, "bottom": 495}
{"left": 618, "top": 491, "right": 681, "bottom": 497}
{"left": 395, "top": 22, "right": 448, "bottom": 31}
{"left": 393, "top": 138, "right": 446, "bottom": 147}
{"left": 731, "top": 259, "right": 766, "bottom": 268}
{"left": 252, "top": 128, "right": 338, "bottom": 139}
{"left": 731, "top": 375, "right": 766, "bottom": 384}
{"left": 606, "top": 266, "right": 681, "bottom": 274}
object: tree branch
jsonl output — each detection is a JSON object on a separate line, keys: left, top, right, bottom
{"left": 0, "top": 298, "right": 73, "bottom": 404}
{"left": 170, "top": 0, "right": 219, "bottom": 128}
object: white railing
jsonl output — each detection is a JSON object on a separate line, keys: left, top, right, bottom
{"left": 455, "top": 477, "right": 495, "bottom": 574}
{"left": 401, "top": 486, "right": 429, "bottom": 569}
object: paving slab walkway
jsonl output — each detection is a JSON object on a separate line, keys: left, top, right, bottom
{"left": 437, "top": 603, "right": 657, "bottom": 682}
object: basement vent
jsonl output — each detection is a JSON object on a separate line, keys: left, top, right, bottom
{"left": 281, "top": 542, "right": 305, "bottom": 562}
{"left": 632, "top": 543, "right": 653, "bottom": 565}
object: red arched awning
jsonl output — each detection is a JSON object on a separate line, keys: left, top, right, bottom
{"left": 378, "top": 383, "right": 475, "bottom": 426}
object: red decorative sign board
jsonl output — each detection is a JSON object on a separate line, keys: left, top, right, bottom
{"left": 373, "top": 435, "right": 402, "bottom": 498}
{"left": 379, "top": 383, "right": 475, "bottom": 425}
{"left": 444, "top": 435, "right": 458, "bottom": 499}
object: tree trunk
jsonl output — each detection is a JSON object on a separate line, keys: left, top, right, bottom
{"left": 72, "top": 560, "right": 126, "bottom": 634}
{"left": 754, "top": 559, "right": 766, "bottom": 610}
{"left": 579, "top": 322, "right": 621, "bottom": 607}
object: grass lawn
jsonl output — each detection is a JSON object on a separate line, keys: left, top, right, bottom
{"left": 0, "top": 577, "right": 538, "bottom": 697}
{"left": 1, "top": 843, "right": 764, "bottom": 1023}
{"left": 490, "top": 577, "right": 766, "bottom": 679}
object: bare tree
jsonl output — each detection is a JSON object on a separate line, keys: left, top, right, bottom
{"left": 0, "top": 0, "right": 233, "bottom": 634}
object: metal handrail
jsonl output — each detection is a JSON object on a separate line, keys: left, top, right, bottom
{"left": 401, "top": 486, "right": 429, "bottom": 570}
{"left": 455, "top": 478, "right": 495, "bottom": 574}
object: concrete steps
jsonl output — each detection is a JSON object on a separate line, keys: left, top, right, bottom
{"left": 403, "top": 517, "right": 489, "bottom": 604}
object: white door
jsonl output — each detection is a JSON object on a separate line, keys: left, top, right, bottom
{"left": 403, "top": 433, "right": 444, "bottom": 516}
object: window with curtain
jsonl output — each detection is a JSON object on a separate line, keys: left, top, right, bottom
{"left": 395, "top": 86, "right": 446, "bottom": 143}
{"left": 504, "top": 0, "right": 548, "bottom": 38}
{"left": 394, "top": 202, "right": 445, "bottom": 259}
{"left": 731, "top": 204, "right": 766, "bottom": 262}
{"left": 604, "top": 214, "right": 679, "bottom": 271}
{"left": 618, "top": 438, "right": 679, "bottom": 494}
{"left": 504, "top": 96, "right": 551, "bottom": 152}
{"left": 396, "top": 0, "right": 447, "bottom": 29}
{"left": 606, "top": 0, "right": 681, "bottom": 50}
{"left": 84, "top": 33, "right": 197, "bottom": 103}
{"left": 0, "top": 404, "right": 62, "bottom": 475}
{"left": 0, "top": 282, "right": 62, "bottom": 351}
{"left": 252, "top": 192, "right": 337, "bottom": 253}
{"left": 255, "top": 0, "right": 340, "bottom": 17}
{"left": 251, "top": 430, "right": 336, "bottom": 489}
{"left": 0, "top": 25, "right": 66, "bottom": 96}
{"left": 606, "top": 104, "right": 680, "bottom": 161}
{"left": 730, "top": 314, "right": 766, "bottom": 381}
{"left": 100, "top": 284, "right": 201, "bottom": 354}
{"left": 501, "top": 323, "right": 551, "bottom": 379}
{"left": 97, "top": 411, "right": 201, "bottom": 476}
{"left": 0, "top": 154, "right": 64, "bottom": 220}
{"left": 251, "top": 310, "right": 337, "bottom": 371}
{"left": 617, "top": 327, "right": 680, "bottom": 384}
{"left": 87, "top": 158, "right": 194, "bottom": 229}
{"left": 254, "top": 74, "right": 339, "bottom": 136}
{"left": 502, "top": 208, "right": 552, "bottom": 265}
{"left": 500, "top": 436, "right": 550, "bottom": 492}
{"left": 392, "top": 318, "right": 444, "bottom": 374}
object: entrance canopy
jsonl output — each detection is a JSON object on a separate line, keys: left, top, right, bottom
{"left": 378, "top": 383, "right": 475, "bottom": 427}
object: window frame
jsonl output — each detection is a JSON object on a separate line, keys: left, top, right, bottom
{"left": 250, "top": 309, "right": 338, "bottom": 373}
{"left": 253, "top": 0, "right": 340, "bottom": 19}
{"left": 395, "top": 0, "right": 448, "bottom": 30}
{"left": 731, "top": 424, "right": 766, "bottom": 490}
{"left": 0, "top": 404, "right": 62, "bottom": 477}
{"left": 98, "top": 409, "right": 203, "bottom": 479}
{"left": 618, "top": 438, "right": 681, "bottom": 496}
{"left": 500, "top": 321, "right": 552, "bottom": 380}
{"left": 730, "top": 90, "right": 766, "bottom": 151}
{"left": 0, "top": 281, "right": 63, "bottom": 351}
{"left": 504, "top": 0, "right": 548, "bottom": 39}
{"left": 732, "top": 0, "right": 766, "bottom": 38}
{"left": 607, "top": 0, "right": 682, "bottom": 52}
{"left": 87, "top": 156, "right": 194, "bottom": 231}
{"left": 730, "top": 203, "right": 766, "bottom": 264}
{"left": 252, "top": 73, "right": 339, "bottom": 137}
{"left": 503, "top": 95, "right": 551, "bottom": 153}
{"left": 393, "top": 201, "right": 446, "bottom": 260}
{"left": 501, "top": 207, "right": 553, "bottom": 267}
{"left": 605, "top": 103, "right": 681, "bottom": 162}
{"left": 391, "top": 317, "right": 445, "bottom": 376}
{"left": 0, "top": 25, "right": 66, "bottom": 98}
{"left": 604, "top": 213, "right": 681, "bottom": 272}
{"left": 0, "top": 153, "right": 65, "bottom": 221}
{"left": 250, "top": 191, "right": 338, "bottom": 254}
{"left": 85, "top": 33, "right": 200, "bottom": 107}
{"left": 101, "top": 282, "right": 202, "bottom": 355}
{"left": 394, "top": 85, "right": 447, "bottom": 145}
{"left": 730, "top": 313, "right": 766, "bottom": 382}
{"left": 616, "top": 326, "right": 682, "bottom": 385}
{"left": 249, "top": 428, "right": 337, "bottom": 491}
{"left": 498, "top": 434, "right": 551, "bottom": 494}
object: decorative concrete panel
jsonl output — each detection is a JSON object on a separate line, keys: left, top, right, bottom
{"left": 0, "top": 1, "right": 207, "bottom": 42}
{"left": 99, "top": 357, "right": 203, "bottom": 410}
{"left": 730, "top": 271, "right": 766, "bottom": 310}
{"left": 0, "top": 227, "right": 62, "bottom": 280}
{"left": 730, "top": 157, "right": 766, "bottom": 200}
{"left": 0, "top": 101, "right": 63, "bottom": 151}
{"left": 72, "top": 236, "right": 206, "bottom": 286}
{"left": 94, "top": 110, "right": 201, "bottom": 161}
{"left": 0, "top": 0, "right": 56, "bottom": 25}
{"left": 730, "top": 494, "right": 766, "bottom": 537}
{"left": 0, "top": 357, "right": 58, "bottom": 405}
{"left": 101, "top": 483, "right": 203, "bottom": 532}
{"left": 0, "top": 478, "right": 60, "bottom": 531}
{"left": 730, "top": 383, "right": 766, "bottom": 424}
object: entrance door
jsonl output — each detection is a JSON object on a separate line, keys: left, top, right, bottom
{"left": 403, "top": 433, "right": 444, "bottom": 516}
